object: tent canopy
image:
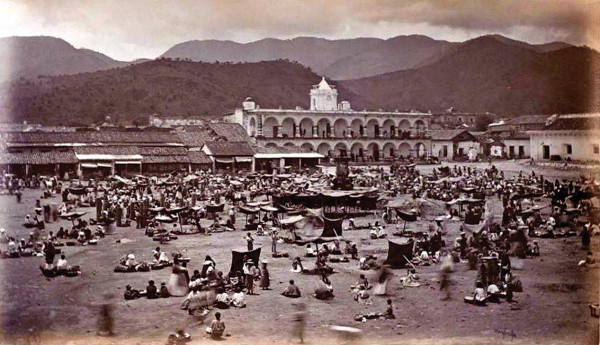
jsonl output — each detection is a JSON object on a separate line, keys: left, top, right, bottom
{"left": 383, "top": 238, "right": 414, "bottom": 268}
{"left": 229, "top": 247, "right": 261, "bottom": 275}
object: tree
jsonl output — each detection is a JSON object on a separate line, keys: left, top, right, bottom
{"left": 475, "top": 114, "right": 494, "bottom": 131}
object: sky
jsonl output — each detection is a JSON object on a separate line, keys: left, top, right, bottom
{"left": 1, "top": 0, "right": 599, "bottom": 61}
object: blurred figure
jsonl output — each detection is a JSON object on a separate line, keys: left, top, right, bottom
{"left": 439, "top": 251, "right": 454, "bottom": 300}
{"left": 97, "top": 293, "right": 115, "bottom": 337}
{"left": 291, "top": 303, "right": 307, "bottom": 344}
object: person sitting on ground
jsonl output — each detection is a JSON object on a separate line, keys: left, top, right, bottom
{"left": 153, "top": 247, "right": 169, "bottom": 263}
{"left": 231, "top": 286, "right": 246, "bottom": 308}
{"left": 383, "top": 299, "right": 395, "bottom": 319}
{"left": 291, "top": 257, "right": 304, "bottom": 273}
{"left": 358, "top": 274, "right": 371, "bottom": 290}
{"left": 464, "top": 281, "right": 487, "bottom": 305}
{"left": 56, "top": 254, "right": 68, "bottom": 273}
{"left": 305, "top": 244, "right": 316, "bottom": 257}
{"left": 578, "top": 251, "right": 596, "bottom": 266}
{"left": 24, "top": 215, "right": 35, "bottom": 226}
{"left": 146, "top": 280, "right": 158, "bottom": 299}
{"left": 124, "top": 285, "right": 141, "bottom": 300}
{"left": 125, "top": 254, "right": 137, "bottom": 268}
{"left": 359, "top": 255, "right": 378, "bottom": 270}
{"left": 331, "top": 240, "right": 342, "bottom": 255}
{"left": 344, "top": 240, "right": 353, "bottom": 255}
{"left": 190, "top": 269, "right": 202, "bottom": 283}
{"left": 160, "top": 282, "right": 170, "bottom": 298}
{"left": 206, "top": 312, "right": 225, "bottom": 340}
{"left": 314, "top": 273, "right": 334, "bottom": 300}
{"left": 282, "top": 279, "right": 302, "bottom": 298}
{"left": 214, "top": 288, "right": 231, "bottom": 309}
{"left": 400, "top": 269, "right": 420, "bottom": 287}
{"left": 354, "top": 285, "right": 372, "bottom": 305}
{"left": 350, "top": 243, "right": 359, "bottom": 260}
{"left": 487, "top": 283, "right": 500, "bottom": 302}
{"left": 166, "top": 328, "right": 191, "bottom": 345}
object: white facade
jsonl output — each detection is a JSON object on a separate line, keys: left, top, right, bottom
{"left": 310, "top": 77, "right": 338, "bottom": 111}
{"left": 224, "top": 77, "right": 432, "bottom": 161}
{"left": 504, "top": 138, "right": 530, "bottom": 158}
{"left": 529, "top": 130, "right": 600, "bottom": 161}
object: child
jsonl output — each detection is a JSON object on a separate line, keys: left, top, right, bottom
{"left": 384, "top": 299, "right": 395, "bottom": 319}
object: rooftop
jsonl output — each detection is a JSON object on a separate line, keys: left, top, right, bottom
{"left": 544, "top": 113, "right": 600, "bottom": 131}
{"left": 204, "top": 141, "right": 255, "bottom": 156}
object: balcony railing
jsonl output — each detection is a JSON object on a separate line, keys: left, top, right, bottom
{"left": 256, "top": 131, "right": 431, "bottom": 140}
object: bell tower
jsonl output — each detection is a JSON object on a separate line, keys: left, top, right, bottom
{"left": 310, "top": 77, "right": 338, "bottom": 111}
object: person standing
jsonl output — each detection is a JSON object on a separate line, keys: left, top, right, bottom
{"left": 245, "top": 232, "right": 254, "bottom": 251}
{"left": 260, "top": 260, "right": 270, "bottom": 290}
{"left": 244, "top": 260, "right": 257, "bottom": 295}
{"left": 43, "top": 240, "right": 56, "bottom": 270}
{"left": 271, "top": 229, "right": 278, "bottom": 254}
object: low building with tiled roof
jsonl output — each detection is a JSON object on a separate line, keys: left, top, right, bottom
{"left": 0, "top": 151, "right": 78, "bottom": 176}
{"left": 253, "top": 145, "right": 324, "bottom": 173}
{"left": 429, "top": 129, "right": 480, "bottom": 161}
{"left": 202, "top": 141, "right": 255, "bottom": 172}
{"left": 529, "top": 113, "right": 600, "bottom": 161}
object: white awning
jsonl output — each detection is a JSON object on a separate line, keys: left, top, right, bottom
{"left": 75, "top": 154, "right": 143, "bottom": 160}
{"left": 97, "top": 162, "right": 113, "bottom": 168}
{"left": 254, "top": 153, "right": 324, "bottom": 159}
{"left": 81, "top": 163, "right": 97, "bottom": 168}
{"left": 115, "top": 161, "right": 141, "bottom": 165}
{"left": 215, "top": 158, "right": 234, "bottom": 164}
{"left": 235, "top": 156, "right": 253, "bottom": 163}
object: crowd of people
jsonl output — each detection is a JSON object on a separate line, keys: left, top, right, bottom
{"left": 0, "top": 161, "right": 598, "bottom": 341}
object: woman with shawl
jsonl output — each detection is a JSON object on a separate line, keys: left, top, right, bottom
{"left": 168, "top": 257, "right": 190, "bottom": 297}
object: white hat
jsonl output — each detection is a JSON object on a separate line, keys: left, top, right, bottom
{"left": 127, "top": 254, "right": 135, "bottom": 260}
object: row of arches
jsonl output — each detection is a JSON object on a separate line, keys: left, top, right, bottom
{"left": 265, "top": 141, "right": 428, "bottom": 161}
{"left": 250, "top": 116, "right": 428, "bottom": 139}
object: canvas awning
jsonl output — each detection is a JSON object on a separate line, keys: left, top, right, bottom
{"left": 215, "top": 158, "right": 234, "bottom": 164}
{"left": 81, "top": 163, "right": 97, "bottom": 168}
{"left": 97, "top": 162, "right": 112, "bottom": 168}
{"left": 115, "top": 161, "right": 141, "bottom": 164}
{"left": 234, "top": 156, "right": 253, "bottom": 163}
{"left": 254, "top": 153, "right": 324, "bottom": 159}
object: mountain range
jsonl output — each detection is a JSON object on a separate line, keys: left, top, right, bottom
{"left": 0, "top": 36, "right": 146, "bottom": 81}
{"left": 1, "top": 34, "right": 598, "bottom": 125}
{"left": 1, "top": 34, "right": 577, "bottom": 82}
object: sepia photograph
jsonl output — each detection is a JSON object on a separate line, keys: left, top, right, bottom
{"left": 0, "top": 1, "right": 599, "bottom": 344}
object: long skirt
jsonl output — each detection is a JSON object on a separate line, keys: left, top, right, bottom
{"left": 168, "top": 272, "right": 189, "bottom": 297}
{"left": 245, "top": 275, "right": 254, "bottom": 291}
{"left": 260, "top": 270, "right": 270, "bottom": 289}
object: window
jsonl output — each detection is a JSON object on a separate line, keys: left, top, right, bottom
{"left": 564, "top": 144, "right": 572, "bottom": 155}
{"left": 594, "top": 144, "right": 599, "bottom": 154}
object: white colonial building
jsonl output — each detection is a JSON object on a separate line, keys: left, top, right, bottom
{"left": 529, "top": 113, "right": 600, "bottom": 162}
{"left": 224, "top": 78, "right": 432, "bottom": 161}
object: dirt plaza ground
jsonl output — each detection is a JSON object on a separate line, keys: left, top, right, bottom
{"left": 0, "top": 160, "right": 598, "bottom": 345}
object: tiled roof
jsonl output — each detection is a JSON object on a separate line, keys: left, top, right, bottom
{"left": 254, "top": 145, "right": 312, "bottom": 154}
{"left": 74, "top": 146, "right": 140, "bottom": 155}
{"left": 142, "top": 155, "right": 190, "bottom": 164}
{"left": 204, "top": 141, "right": 255, "bottom": 156}
{"left": 0, "top": 151, "right": 78, "bottom": 164}
{"left": 1, "top": 131, "right": 182, "bottom": 145}
{"left": 430, "top": 129, "right": 475, "bottom": 141}
{"left": 177, "top": 131, "right": 214, "bottom": 147}
{"left": 188, "top": 151, "right": 212, "bottom": 164}
{"left": 138, "top": 146, "right": 189, "bottom": 156}
{"left": 544, "top": 114, "right": 600, "bottom": 131}
{"left": 508, "top": 115, "right": 550, "bottom": 125}
{"left": 207, "top": 123, "right": 249, "bottom": 142}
